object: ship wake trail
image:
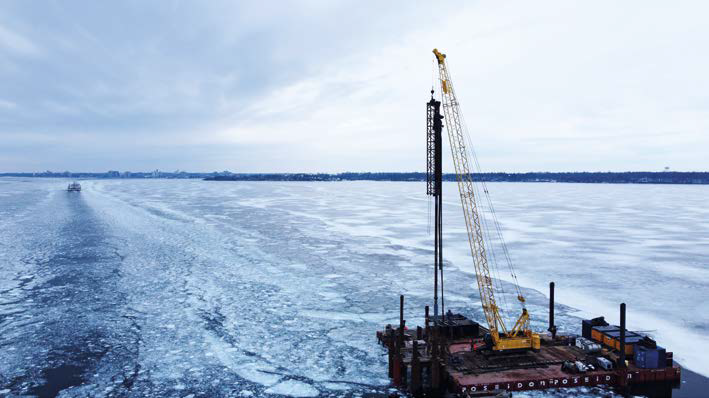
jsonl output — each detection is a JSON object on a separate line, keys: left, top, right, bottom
{"left": 79, "top": 180, "right": 393, "bottom": 397}
{"left": 0, "top": 189, "right": 138, "bottom": 397}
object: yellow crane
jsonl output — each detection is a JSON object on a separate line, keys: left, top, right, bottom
{"left": 433, "top": 48, "right": 540, "bottom": 352}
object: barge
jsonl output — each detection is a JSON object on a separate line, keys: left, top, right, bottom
{"left": 376, "top": 289, "right": 681, "bottom": 396}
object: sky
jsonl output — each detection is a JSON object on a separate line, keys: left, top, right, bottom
{"left": 0, "top": 1, "right": 707, "bottom": 173}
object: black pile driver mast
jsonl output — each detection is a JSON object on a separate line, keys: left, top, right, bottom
{"left": 426, "top": 91, "right": 445, "bottom": 320}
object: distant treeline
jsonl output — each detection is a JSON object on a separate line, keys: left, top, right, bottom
{"left": 2, "top": 171, "right": 708, "bottom": 184}
{"left": 206, "top": 172, "right": 709, "bottom": 184}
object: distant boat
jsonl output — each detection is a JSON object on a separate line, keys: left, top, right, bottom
{"left": 67, "top": 182, "right": 81, "bottom": 192}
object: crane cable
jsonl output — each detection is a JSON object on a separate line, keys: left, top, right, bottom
{"left": 443, "top": 60, "right": 525, "bottom": 322}
{"left": 445, "top": 63, "right": 512, "bottom": 322}
{"left": 460, "top": 88, "right": 525, "bottom": 309}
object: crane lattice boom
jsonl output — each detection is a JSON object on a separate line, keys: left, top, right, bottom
{"left": 433, "top": 48, "right": 540, "bottom": 352}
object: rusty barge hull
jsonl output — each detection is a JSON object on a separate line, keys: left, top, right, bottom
{"left": 446, "top": 338, "right": 680, "bottom": 393}
{"left": 448, "top": 349, "right": 681, "bottom": 394}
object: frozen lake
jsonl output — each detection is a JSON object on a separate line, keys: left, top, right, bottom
{"left": 1, "top": 178, "right": 707, "bottom": 397}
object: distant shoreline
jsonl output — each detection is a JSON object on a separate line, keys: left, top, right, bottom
{"left": 204, "top": 172, "right": 709, "bottom": 184}
{"left": 2, "top": 171, "right": 708, "bottom": 185}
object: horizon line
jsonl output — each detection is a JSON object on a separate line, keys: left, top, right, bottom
{"left": 3, "top": 170, "right": 709, "bottom": 175}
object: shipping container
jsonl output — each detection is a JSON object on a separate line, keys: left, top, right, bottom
{"left": 635, "top": 345, "right": 667, "bottom": 369}
{"left": 601, "top": 331, "right": 642, "bottom": 355}
{"left": 601, "top": 332, "right": 617, "bottom": 348}
{"left": 591, "top": 325, "right": 618, "bottom": 343}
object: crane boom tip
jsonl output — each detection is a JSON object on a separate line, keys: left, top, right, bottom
{"left": 432, "top": 48, "right": 446, "bottom": 64}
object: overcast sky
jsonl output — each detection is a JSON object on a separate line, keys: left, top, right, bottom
{"left": 1, "top": 1, "right": 707, "bottom": 173}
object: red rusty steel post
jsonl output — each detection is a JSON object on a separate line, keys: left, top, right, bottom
{"left": 392, "top": 352, "right": 402, "bottom": 386}
{"left": 411, "top": 340, "right": 422, "bottom": 395}
{"left": 548, "top": 281, "right": 557, "bottom": 339}
{"left": 392, "top": 318, "right": 405, "bottom": 387}
{"left": 432, "top": 324, "right": 439, "bottom": 358}
{"left": 618, "top": 367, "right": 629, "bottom": 389}
{"left": 431, "top": 325, "right": 441, "bottom": 391}
{"left": 398, "top": 320, "right": 406, "bottom": 353}
{"left": 400, "top": 320, "right": 408, "bottom": 389}
{"left": 424, "top": 305, "right": 430, "bottom": 352}
{"left": 431, "top": 356, "right": 440, "bottom": 390}
{"left": 619, "top": 303, "right": 626, "bottom": 368}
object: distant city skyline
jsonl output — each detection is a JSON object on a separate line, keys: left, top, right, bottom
{"left": 1, "top": 1, "right": 708, "bottom": 172}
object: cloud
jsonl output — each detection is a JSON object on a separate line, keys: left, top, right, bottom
{"left": 0, "top": 99, "right": 17, "bottom": 110}
{"left": 0, "top": 24, "right": 40, "bottom": 56}
{"left": 0, "top": 1, "right": 708, "bottom": 172}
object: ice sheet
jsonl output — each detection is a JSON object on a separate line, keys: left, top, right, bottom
{"left": 1, "top": 178, "right": 706, "bottom": 398}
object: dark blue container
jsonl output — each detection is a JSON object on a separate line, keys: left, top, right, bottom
{"left": 635, "top": 345, "right": 666, "bottom": 368}
{"left": 582, "top": 320, "right": 592, "bottom": 339}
